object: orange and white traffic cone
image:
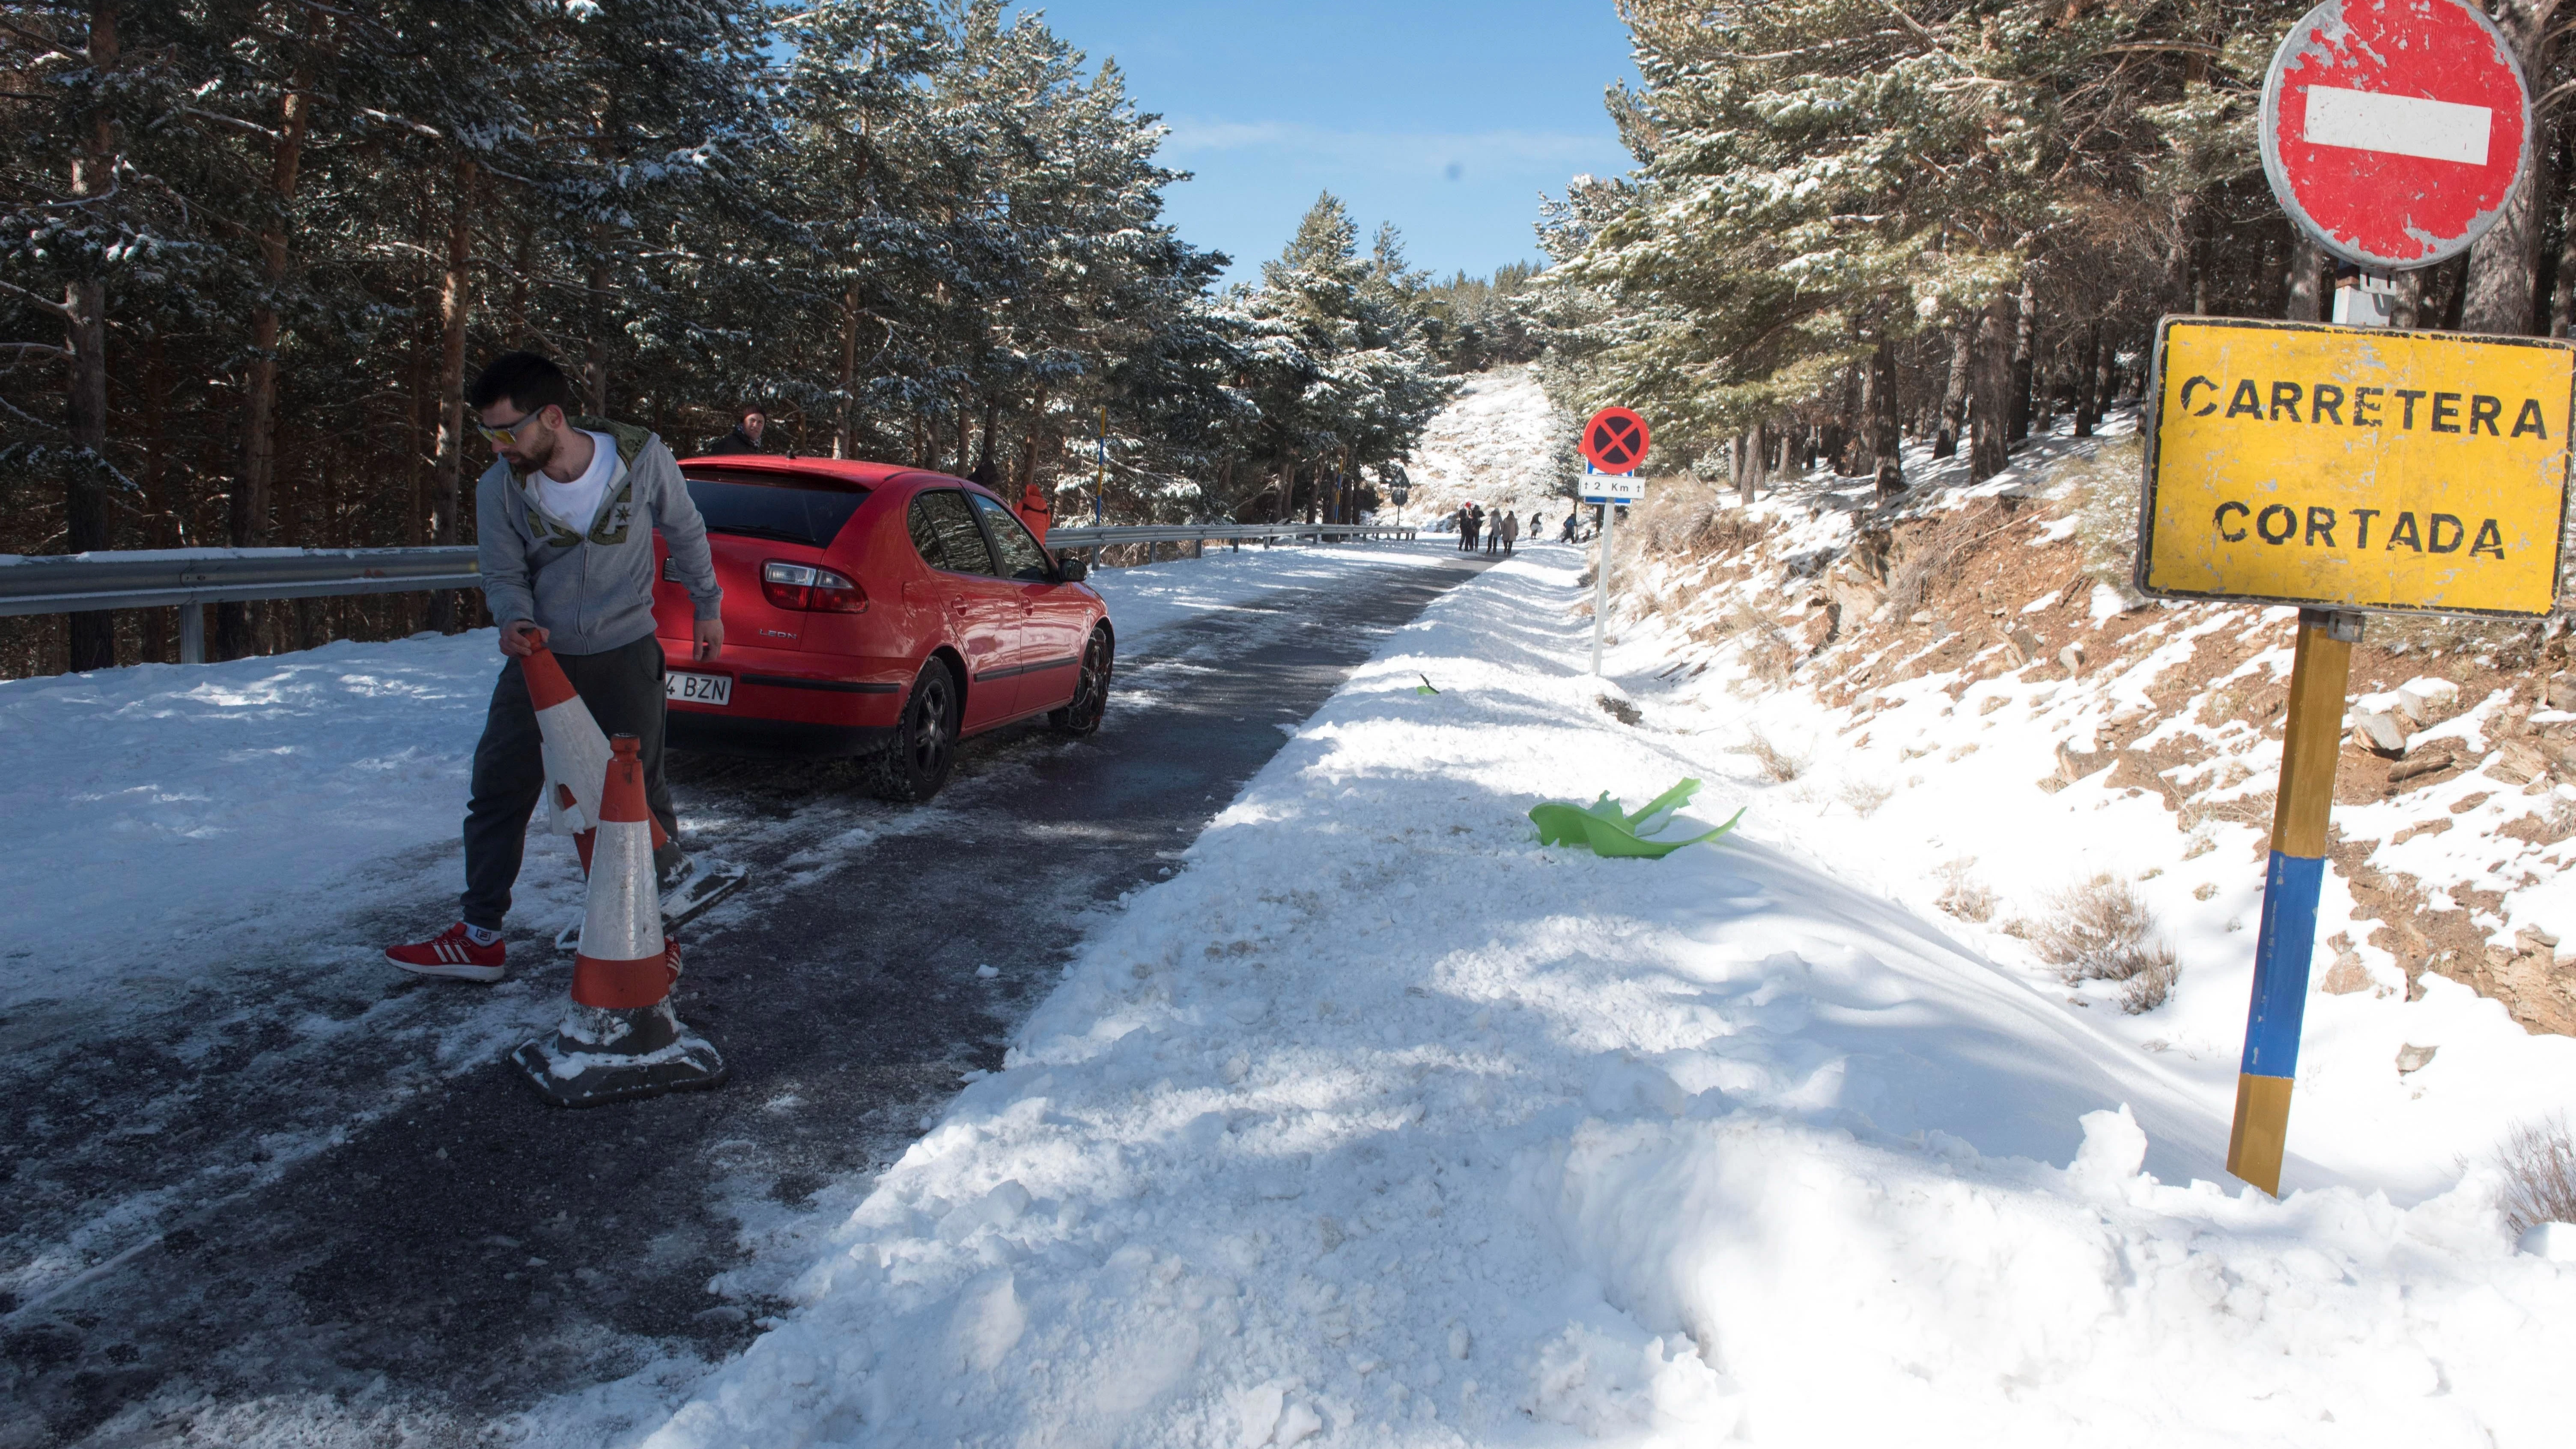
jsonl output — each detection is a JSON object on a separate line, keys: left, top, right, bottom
{"left": 523, "top": 646, "right": 614, "bottom": 872}
{"left": 511, "top": 734, "right": 725, "bottom": 1107}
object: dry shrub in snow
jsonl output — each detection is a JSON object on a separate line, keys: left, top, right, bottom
{"left": 1840, "top": 778, "right": 1895, "bottom": 817}
{"left": 1688, "top": 507, "right": 1770, "bottom": 558}
{"left": 2057, "top": 438, "right": 2145, "bottom": 588}
{"left": 1629, "top": 484, "right": 1723, "bottom": 556}
{"left": 2495, "top": 1115, "right": 2576, "bottom": 1235}
{"left": 1936, "top": 860, "right": 1995, "bottom": 922}
{"left": 1879, "top": 501, "right": 2006, "bottom": 618}
{"left": 2371, "top": 613, "right": 2549, "bottom": 672}
{"left": 1725, "top": 605, "right": 1799, "bottom": 685}
{"left": 1882, "top": 542, "right": 1946, "bottom": 620}
{"left": 1732, "top": 727, "right": 1807, "bottom": 782}
{"left": 2030, "top": 873, "right": 2178, "bottom": 1013}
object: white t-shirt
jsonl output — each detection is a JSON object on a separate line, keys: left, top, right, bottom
{"left": 536, "top": 430, "right": 617, "bottom": 534}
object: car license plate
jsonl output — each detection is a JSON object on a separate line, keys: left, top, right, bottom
{"left": 668, "top": 671, "right": 732, "bottom": 707}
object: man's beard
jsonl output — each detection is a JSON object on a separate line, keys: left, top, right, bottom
{"left": 506, "top": 427, "right": 560, "bottom": 472}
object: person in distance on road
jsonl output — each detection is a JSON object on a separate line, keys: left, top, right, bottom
{"left": 385, "top": 351, "right": 725, "bottom": 982}
{"left": 703, "top": 404, "right": 769, "bottom": 455}
{"left": 1560, "top": 509, "right": 1579, "bottom": 543}
{"left": 1499, "top": 507, "right": 1519, "bottom": 557}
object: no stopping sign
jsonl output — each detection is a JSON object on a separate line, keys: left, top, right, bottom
{"left": 1581, "top": 407, "right": 1650, "bottom": 474}
{"left": 2259, "top": 0, "right": 2533, "bottom": 271}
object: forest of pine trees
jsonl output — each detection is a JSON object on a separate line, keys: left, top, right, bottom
{"left": 23, "top": 0, "right": 2484, "bottom": 681}
{"left": 0, "top": 2, "right": 1453, "bottom": 677}
{"left": 1529, "top": 0, "right": 2576, "bottom": 504}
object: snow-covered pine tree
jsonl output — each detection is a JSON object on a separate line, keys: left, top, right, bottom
{"left": 1227, "top": 194, "right": 1449, "bottom": 522}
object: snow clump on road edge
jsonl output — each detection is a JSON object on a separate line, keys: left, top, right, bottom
{"left": 642, "top": 549, "right": 2575, "bottom": 1449}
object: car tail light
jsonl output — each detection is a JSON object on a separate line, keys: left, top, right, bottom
{"left": 761, "top": 560, "right": 867, "bottom": 613}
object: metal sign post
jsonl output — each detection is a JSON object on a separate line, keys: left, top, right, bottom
{"left": 1582, "top": 470, "right": 1646, "bottom": 675}
{"left": 1577, "top": 408, "right": 1653, "bottom": 677}
{"left": 1591, "top": 470, "right": 1613, "bottom": 676}
{"left": 2150, "top": 0, "right": 2552, "bottom": 1198}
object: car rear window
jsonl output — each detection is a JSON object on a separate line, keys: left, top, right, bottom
{"left": 679, "top": 468, "right": 870, "bottom": 548}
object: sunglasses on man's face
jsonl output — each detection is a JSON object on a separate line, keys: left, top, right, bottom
{"left": 476, "top": 409, "right": 549, "bottom": 445}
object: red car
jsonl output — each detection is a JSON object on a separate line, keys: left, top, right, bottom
{"left": 648, "top": 457, "right": 1112, "bottom": 802}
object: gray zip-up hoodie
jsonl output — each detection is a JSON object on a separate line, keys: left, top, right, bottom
{"left": 475, "top": 417, "right": 722, "bottom": 656}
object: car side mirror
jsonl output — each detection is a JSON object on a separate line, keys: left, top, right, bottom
{"left": 1055, "top": 554, "right": 1088, "bottom": 583}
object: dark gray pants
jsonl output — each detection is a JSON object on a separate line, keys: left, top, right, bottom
{"left": 461, "top": 632, "right": 680, "bottom": 931}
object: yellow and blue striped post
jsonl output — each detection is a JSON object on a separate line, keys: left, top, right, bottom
{"left": 2227, "top": 606, "right": 2360, "bottom": 1195}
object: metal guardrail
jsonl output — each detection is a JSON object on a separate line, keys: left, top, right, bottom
{"left": 0, "top": 524, "right": 1419, "bottom": 664}
{"left": 1046, "top": 522, "right": 1417, "bottom": 546}
{"left": 0, "top": 547, "right": 483, "bottom": 663}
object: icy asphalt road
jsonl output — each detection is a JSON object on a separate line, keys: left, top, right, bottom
{"left": 0, "top": 549, "right": 1488, "bottom": 1447}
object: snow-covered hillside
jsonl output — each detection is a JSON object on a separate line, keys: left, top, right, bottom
{"left": 1582, "top": 420, "right": 2576, "bottom": 1199}
{"left": 1397, "top": 367, "right": 1569, "bottom": 528}
{"left": 644, "top": 546, "right": 2576, "bottom": 1449}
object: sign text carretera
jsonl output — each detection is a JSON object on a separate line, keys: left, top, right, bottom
{"left": 2138, "top": 317, "right": 2575, "bottom": 618}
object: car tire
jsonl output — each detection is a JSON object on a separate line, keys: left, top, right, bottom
{"left": 1050, "top": 624, "right": 1113, "bottom": 736}
{"left": 871, "top": 657, "right": 961, "bottom": 803}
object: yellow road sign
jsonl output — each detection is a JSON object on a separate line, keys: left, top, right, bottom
{"left": 2139, "top": 317, "right": 2575, "bottom": 617}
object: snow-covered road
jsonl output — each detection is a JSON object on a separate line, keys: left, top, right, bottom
{"left": 645, "top": 549, "right": 2575, "bottom": 1449}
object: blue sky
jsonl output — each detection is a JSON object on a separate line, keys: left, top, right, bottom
{"left": 1026, "top": 2, "right": 1641, "bottom": 286}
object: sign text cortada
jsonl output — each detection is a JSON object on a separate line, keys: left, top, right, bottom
{"left": 2138, "top": 317, "right": 2576, "bottom": 618}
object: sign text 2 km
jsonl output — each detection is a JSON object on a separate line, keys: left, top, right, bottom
{"left": 2139, "top": 317, "right": 2575, "bottom": 618}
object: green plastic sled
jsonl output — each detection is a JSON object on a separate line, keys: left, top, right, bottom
{"left": 1530, "top": 777, "right": 1744, "bottom": 859}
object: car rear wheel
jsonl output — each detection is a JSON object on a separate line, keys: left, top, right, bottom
{"left": 1050, "top": 625, "right": 1112, "bottom": 736}
{"left": 871, "top": 657, "right": 961, "bottom": 802}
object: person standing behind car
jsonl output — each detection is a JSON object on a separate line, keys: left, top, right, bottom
{"left": 1016, "top": 479, "right": 1054, "bottom": 541}
{"left": 704, "top": 404, "right": 769, "bottom": 455}
{"left": 384, "top": 352, "right": 724, "bottom": 982}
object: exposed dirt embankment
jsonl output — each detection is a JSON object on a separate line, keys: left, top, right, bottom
{"left": 1609, "top": 429, "right": 2576, "bottom": 1039}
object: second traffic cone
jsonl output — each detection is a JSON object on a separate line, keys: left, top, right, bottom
{"left": 511, "top": 734, "right": 725, "bottom": 1107}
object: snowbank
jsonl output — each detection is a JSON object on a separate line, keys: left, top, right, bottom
{"left": 643, "top": 549, "right": 2574, "bottom": 1448}
{"left": 1587, "top": 420, "right": 2576, "bottom": 1201}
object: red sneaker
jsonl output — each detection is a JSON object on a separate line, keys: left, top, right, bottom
{"left": 386, "top": 922, "right": 507, "bottom": 983}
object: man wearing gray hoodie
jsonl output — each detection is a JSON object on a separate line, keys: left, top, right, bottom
{"left": 387, "top": 352, "right": 723, "bottom": 981}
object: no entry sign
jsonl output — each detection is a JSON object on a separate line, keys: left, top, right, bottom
{"left": 2259, "top": 0, "right": 2533, "bottom": 271}
{"left": 1580, "top": 407, "right": 1649, "bottom": 474}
